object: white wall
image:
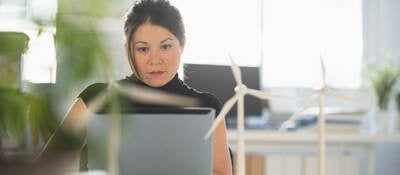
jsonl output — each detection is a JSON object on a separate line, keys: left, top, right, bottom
{"left": 363, "top": 0, "right": 400, "bottom": 60}
{"left": 363, "top": 0, "right": 400, "bottom": 175}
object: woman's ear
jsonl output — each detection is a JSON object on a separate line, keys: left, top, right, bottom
{"left": 125, "top": 42, "right": 132, "bottom": 56}
{"left": 124, "top": 42, "right": 128, "bottom": 49}
{"left": 181, "top": 38, "right": 185, "bottom": 52}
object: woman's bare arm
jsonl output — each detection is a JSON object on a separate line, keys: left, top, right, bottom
{"left": 36, "top": 98, "right": 88, "bottom": 161}
{"left": 59, "top": 98, "right": 88, "bottom": 136}
{"left": 213, "top": 120, "right": 233, "bottom": 175}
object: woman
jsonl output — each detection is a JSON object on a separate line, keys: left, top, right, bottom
{"left": 44, "top": 0, "right": 232, "bottom": 174}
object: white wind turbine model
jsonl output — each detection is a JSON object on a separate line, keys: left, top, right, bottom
{"left": 280, "top": 56, "right": 375, "bottom": 175}
{"left": 87, "top": 81, "right": 199, "bottom": 175}
{"left": 204, "top": 57, "right": 287, "bottom": 175}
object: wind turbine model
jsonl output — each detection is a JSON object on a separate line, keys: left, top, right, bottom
{"left": 87, "top": 81, "right": 199, "bottom": 175}
{"left": 204, "top": 57, "right": 287, "bottom": 175}
{"left": 280, "top": 56, "right": 375, "bottom": 175}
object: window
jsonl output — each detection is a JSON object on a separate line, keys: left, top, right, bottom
{"left": 262, "top": 0, "right": 363, "bottom": 88}
{"left": 172, "top": 0, "right": 262, "bottom": 66}
{"left": 22, "top": 31, "right": 56, "bottom": 83}
{"left": 173, "top": 0, "right": 363, "bottom": 89}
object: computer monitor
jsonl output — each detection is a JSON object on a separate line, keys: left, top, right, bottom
{"left": 184, "top": 63, "right": 264, "bottom": 124}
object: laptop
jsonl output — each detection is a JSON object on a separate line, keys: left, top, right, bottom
{"left": 86, "top": 107, "right": 215, "bottom": 175}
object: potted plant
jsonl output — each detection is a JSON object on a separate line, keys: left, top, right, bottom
{"left": 364, "top": 53, "right": 400, "bottom": 133}
{"left": 367, "top": 63, "right": 399, "bottom": 110}
{"left": 0, "top": 32, "right": 30, "bottom": 150}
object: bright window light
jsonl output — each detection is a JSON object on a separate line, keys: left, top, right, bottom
{"left": 262, "top": 0, "right": 363, "bottom": 88}
{"left": 172, "top": 0, "right": 262, "bottom": 66}
{"left": 22, "top": 32, "right": 56, "bottom": 83}
{"left": 173, "top": 0, "right": 363, "bottom": 89}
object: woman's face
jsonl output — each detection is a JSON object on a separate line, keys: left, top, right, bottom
{"left": 131, "top": 23, "right": 182, "bottom": 87}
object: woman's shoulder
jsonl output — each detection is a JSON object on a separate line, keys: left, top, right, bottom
{"left": 78, "top": 82, "right": 108, "bottom": 105}
{"left": 183, "top": 85, "right": 222, "bottom": 114}
{"left": 198, "top": 91, "right": 221, "bottom": 105}
{"left": 78, "top": 77, "right": 135, "bottom": 103}
{"left": 197, "top": 91, "right": 223, "bottom": 116}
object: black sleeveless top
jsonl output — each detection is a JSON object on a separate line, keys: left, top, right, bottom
{"left": 78, "top": 74, "right": 223, "bottom": 171}
{"left": 79, "top": 74, "right": 222, "bottom": 114}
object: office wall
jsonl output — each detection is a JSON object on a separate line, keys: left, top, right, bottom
{"left": 363, "top": 0, "right": 400, "bottom": 175}
{"left": 363, "top": 0, "right": 400, "bottom": 60}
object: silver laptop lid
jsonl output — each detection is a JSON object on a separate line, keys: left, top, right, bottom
{"left": 86, "top": 107, "right": 215, "bottom": 175}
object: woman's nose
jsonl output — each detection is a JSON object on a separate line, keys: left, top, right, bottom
{"left": 148, "top": 50, "right": 162, "bottom": 65}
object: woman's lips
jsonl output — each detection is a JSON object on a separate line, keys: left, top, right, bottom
{"left": 148, "top": 71, "right": 165, "bottom": 77}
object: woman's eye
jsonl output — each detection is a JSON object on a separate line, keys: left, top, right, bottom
{"left": 136, "top": 47, "right": 149, "bottom": 53}
{"left": 161, "top": 44, "right": 172, "bottom": 50}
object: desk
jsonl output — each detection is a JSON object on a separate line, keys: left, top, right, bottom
{"left": 227, "top": 130, "right": 400, "bottom": 175}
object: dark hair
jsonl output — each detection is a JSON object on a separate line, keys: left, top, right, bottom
{"left": 124, "top": 0, "right": 185, "bottom": 79}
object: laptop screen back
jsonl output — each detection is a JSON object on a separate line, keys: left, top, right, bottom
{"left": 86, "top": 107, "right": 215, "bottom": 175}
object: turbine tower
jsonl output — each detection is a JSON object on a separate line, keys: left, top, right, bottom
{"left": 205, "top": 57, "right": 287, "bottom": 175}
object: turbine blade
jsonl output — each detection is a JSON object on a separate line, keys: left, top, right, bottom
{"left": 117, "top": 83, "right": 199, "bottom": 107}
{"left": 283, "top": 92, "right": 320, "bottom": 124}
{"left": 247, "top": 88, "right": 290, "bottom": 100}
{"left": 327, "top": 87, "right": 377, "bottom": 109}
{"left": 204, "top": 94, "right": 239, "bottom": 139}
{"left": 320, "top": 55, "right": 326, "bottom": 85}
{"left": 229, "top": 56, "right": 243, "bottom": 84}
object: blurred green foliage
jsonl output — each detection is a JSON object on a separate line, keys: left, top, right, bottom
{"left": 28, "top": 90, "right": 59, "bottom": 146}
{"left": 0, "top": 32, "right": 29, "bottom": 55}
{"left": 364, "top": 53, "right": 400, "bottom": 109}
{"left": 55, "top": 0, "right": 117, "bottom": 90}
{"left": 0, "top": 32, "right": 30, "bottom": 141}
{"left": 397, "top": 93, "right": 400, "bottom": 111}
{"left": 0, "top": 86, "right": 58, "bottom": 145}
{"left": 0, "top": 87, "right": 29, "bottom": 139}
{"left": 0, "top": 32, "right": 29, "bottom": 89}
{"left": 55, "top": 16, "right": 112, "bottom": 86}
{"left": 0, "top": 0, "right": 123, "bottom": 149}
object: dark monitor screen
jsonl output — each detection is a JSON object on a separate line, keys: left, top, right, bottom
{"left": 183, "top": 63, "right": 263, "bottom": 120}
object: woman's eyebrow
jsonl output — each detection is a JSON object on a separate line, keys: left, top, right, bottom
{"left": 133, "top": 41, "right": 148, "bottom": 45}
{"left": 160, "top": 37, "right": 173, "bottom": 43}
